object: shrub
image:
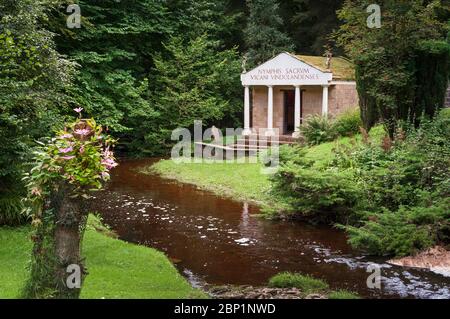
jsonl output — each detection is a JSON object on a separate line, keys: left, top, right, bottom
{"left": 334, "top": 109, "right": 363, "bottom": 137}
{"left": 263, "top": 145, "right": 312, "bottom": 168}
{"left": 300, "top": 110, "right": 363, "bottom": 145}
{"left": 268, "top": 272, "right": 329, "bottom": 293}
{"left": 343, "top": 199, "right": 450, "bottom": 257}
{"left": 300, "top": 115, "right": 337, "bottom": 145}
{"left": 270, "top": 111, "right": 449, "bottom": 256}
{"left": 270, "top": 163, "right": 363, "bottom": 224}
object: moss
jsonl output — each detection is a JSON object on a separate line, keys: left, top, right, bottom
{"left": 296, "top": 55, "right": 355, "bottom": 81}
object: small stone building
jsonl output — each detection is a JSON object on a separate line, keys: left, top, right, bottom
{"left": 240, "top": 52, "right": 359, "bottom": 137}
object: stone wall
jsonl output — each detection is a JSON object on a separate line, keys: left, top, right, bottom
{"left": 302, "top": 86, "right": 323, "bottom": 119}
{"left": 328, "top": 83, "right": 359, "bottom": 115}
{"left": 251, "top": 86, "right": 286, "bottom": 133}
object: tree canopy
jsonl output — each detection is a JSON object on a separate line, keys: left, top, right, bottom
{"left": 244, "top": 0, "right": 294, "bottom": 68}
{"left": 336, "top": 0, "right": 450, "bottom": 135}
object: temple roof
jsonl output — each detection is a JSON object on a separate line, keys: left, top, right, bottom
{"left": 293, "top": 54, "right": 355, "bottom": 81}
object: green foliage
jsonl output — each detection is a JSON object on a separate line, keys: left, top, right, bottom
{"left": 22, "top": 114, "right": 116, "bottom": 299}
{"left": 275, "top": 145, "right": 313, "bottom": 167}
{"left": 328, "top": 290, "right": 360, "bottom": 299}
{"left": 49, "top": 0, "right": 244, "bottom": 156}
{"left": 149, "top": 35, "right": 241, "bottom": 155}
{"left": 301, "top": 110, "right": 362, "bottom": 146}
{"left": 0, "top": 193, "right": 26, "bottom": 226}
{"left": 0, "top": 0, "right": 75, "bottom": 212}
{"left": 280, "top": 0, "right": 344, "bottom": 55}
{"left": 244, "top": 0, "right": 294, "bottom": 68}
{"left": 270, "top": 159, "right": 363, "bottom": 223}
{"left": 50, "top": 0, "right": 167, "bottom": 152}
{"left": 23, "top": 114, "right": 117, "bottom": 223}
{"left": 271, "top": 112, "right": 450, "bottom": 256}
{"left": 22, "top": 207, "right": 58, "bottom": 299}
{"left": 268, "top": 272, "right": 329, "bottom": 293}
{"left": 300, "top": 115, "right": 337, "bottom": 145}
{"left": 336, "top": 0, "right": 450, "bottom": 136}
{"left": 337, "top": 114, "right": 450, "bottom": 255}
{"left": 333, "top": 109, "right": 363, "bottom": 137}
{"left": 344, "top": 200, "right": 450, "bottom": 257}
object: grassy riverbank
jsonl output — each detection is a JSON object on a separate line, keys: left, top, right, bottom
{"left": 147, "top": 159, "right": 272, "bottom": 205}
{"left": 148, "top": 126, "right": 385, "bottom": 206}
{"left": 0, "top": 215, "right": 206, "bottom": 299}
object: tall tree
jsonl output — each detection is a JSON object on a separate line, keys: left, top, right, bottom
{"left": 142, "top": 0, "right": 242, "bottom": 155}
{"left": 166, "top": 0, "right": 243, "bottom": 50}
{"left": 244, "top": 0, "right": 294, "bottom": 68}
{"left": 0, "top": 0, "right": 75, "bottom": 224}
{"left": 50, "top": 0, "right": 170, "bottom": 154}
{"left": 336, "top": 0, "right": 450, "bottom": 136}
{"left": 150, "top": 36, "right": 241, "bottom": 154}
{"left": 280, "top": 0, "right": 344, "bottom": 55}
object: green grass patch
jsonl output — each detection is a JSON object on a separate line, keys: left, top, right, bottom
{"left": 268, "top": 272, "right": 360, "bottom": 299}
{"left": 268, "top": 272, "right": 329, "bottom": 293}
{"left": 328, "top": 290, "right": 360, "bottom": 299}
{"left": 305, "top": 125, "right": 385, "bottom": 168}
{"left": 0, "top": 226, "right": 32, "bottom": 298}
{"left": 0, "top": 216, "right": 206, "bottom": 299}
{"left": 148, "top": 159, "right": 272, "bottom": 205}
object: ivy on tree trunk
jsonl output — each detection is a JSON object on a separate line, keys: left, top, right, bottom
{"left": 24, "top": 182, "right": 88, "bottom": 299}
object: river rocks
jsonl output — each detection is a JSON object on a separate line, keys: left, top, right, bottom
{"left": 387, "top": 246, "right": 450, "bottom": 277}
{"left": 206, "top": 285, "right": 326, "bottom": 299}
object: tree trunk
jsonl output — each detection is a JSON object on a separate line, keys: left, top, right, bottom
{"left": 51, "top": 182, "right": 88, "bottom": 299}
{"left": 25, "top": 182, "right": 88, "bottom": 299}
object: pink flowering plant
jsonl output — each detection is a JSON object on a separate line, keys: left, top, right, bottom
{"left": 24, "top": 110, "right": 117, "bottom": 222}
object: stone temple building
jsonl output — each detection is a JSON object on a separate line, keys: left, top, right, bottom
{"left": 240, "top": 52, "right": 359, "bottom": 137}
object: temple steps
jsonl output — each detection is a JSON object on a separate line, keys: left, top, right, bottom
{"left": 194, "top": 134, "right": 303, "bottom": 157}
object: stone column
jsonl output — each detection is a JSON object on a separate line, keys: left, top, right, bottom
{"left": 266, "top": 85, "right": 275, "bottom": 136}
{"left": 243, "top": 86, "right": 252, "bottom": 136}
{"left": 322, "top": 85, "right": 329, "bottom": 116}
{"left": 293, "top": 85, "right": 301, "bottom": 137}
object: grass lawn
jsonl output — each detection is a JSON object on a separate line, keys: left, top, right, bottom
{"left": 304, "top": 125, "right": 386, "bottom": 168}
{"left": 149, "top": 126, "right": 386, "bottom": 205}
{"left": 0, "top": 216, "right": 206, "bottom": 299}
{"left": 148, "top": 159, "right": 272, "bottom": 205}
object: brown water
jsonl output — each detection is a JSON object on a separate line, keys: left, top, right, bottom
{"left": 93, "top": 159, "right": 450, "bottom": 299}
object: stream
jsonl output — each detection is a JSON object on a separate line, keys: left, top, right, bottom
{"left": 92, "top": 158, "right": 450, "bottom": 299}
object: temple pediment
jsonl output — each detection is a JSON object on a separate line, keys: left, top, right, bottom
{"left": 241, "top": 53, "right": 332, "bottom": 86}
